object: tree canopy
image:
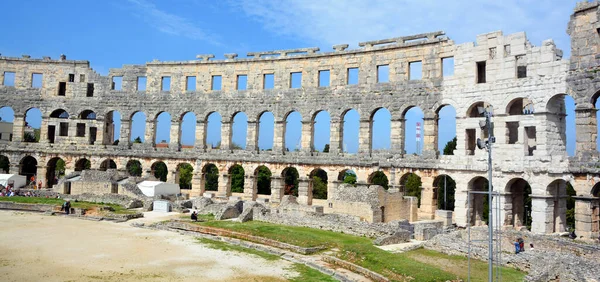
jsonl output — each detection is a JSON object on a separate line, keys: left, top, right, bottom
{"left": 178, "top": 163, "right": 193, "bottom": 189}
{"left": 443, "top": 136, "right": 457, "bottom": 155}
{"left": 229, "top": 165, "right": 244, "bottom": 193}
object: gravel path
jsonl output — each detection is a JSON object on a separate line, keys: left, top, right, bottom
{"left": 0, "top": 210, "right": 296, "bottom": 282}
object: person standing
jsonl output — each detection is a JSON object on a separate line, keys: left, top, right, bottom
{"left": 514, "top": 239, "right": 520, "bottom": 254}
{"left": 63, "top": 200, "right": 71, "bottom": 215}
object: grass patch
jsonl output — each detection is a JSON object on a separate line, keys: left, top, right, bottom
{"left": 196, "top": 237, "right": 280, "bottom": 261}
{"left": 287, "top": 263, "right": 337, "bottom": 282}
{"left": 181, "top": 213, "right": 215, "bottom": 221}
{"left": 191, "top": 220, "right": 525, "bottom": 281}
{"left": 0, "top": 196, "right": 132, "bottom": 214}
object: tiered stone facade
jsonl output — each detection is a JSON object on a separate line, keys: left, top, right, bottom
{"left": 1, "top": 1, "right": 599, "bottom": 239}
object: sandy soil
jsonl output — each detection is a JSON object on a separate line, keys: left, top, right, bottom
{"left": 0, "top": 211, "right": 296, "bottom": 282}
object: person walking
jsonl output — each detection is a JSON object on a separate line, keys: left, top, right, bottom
{"left": 63, "top": 200, "right": 71, "bottom": 215}
{"left": 514, "top": 238, "right": 521, "bottom": 254}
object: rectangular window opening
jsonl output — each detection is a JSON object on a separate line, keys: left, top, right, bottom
{"left": 442, "top": 57, "right": 454, "bottom": 77}
{"left": 347, "top": 67, "right": 358, "bottom": 85}
{"left": 290, "top": 72, "right": 302, "bottom": 88}
{"left": 76, "top": 123, "right": 86, "bottom": 137}
{"left": 161, "top": 76, "right": 171, "bottom": 92}
{"left": 111, "top": 76, "right": 122, "bottom": 90}
{"left": 476, "top": 61, "right": 486, "bottom": 83}
{"left": 525, "top": 126, "right": 537, "bottom": 156}
{"left": 79, "top": 74, "right": 85, "bottom": 82}
{"left": 186, "top": 76, "right": 196, "bottom": 91}
{"left": 58, "top": 82, "right": 66, "bottom": 96}
{"left": 377, "top": 65, "right": 389, "bottom": 83}
{"left": 31, "top": 73, "right": 43, "bottom": 88}
{"left": 318, "top": 70, "right": 330, "bottom": 87}
{"left": 59, "top": 122, "right": 69, "bottom": 137}
{"left": 466, "top": 129, "right": 476, "bottom": 155}
{"left": 86, "top": 83, "right": 94, "bottom": 97}
{"left": 211, "top": 75, "right": 222, "bottom": 90}
{"left": 517, "top": 66, "right": 527, "bottom": 78}
{"left": 237, "top": 75, "right": 247, "bottom": 90}
{"left": 263, "top": 74, "right": 274, "bottom": 89}
{"left": 137, "top": 76, "right": 147, "bottom": 91}
{"left": 68, "top": 74, "right": 75, "bottom": 82}
{"left": 409, "top": 61, "right": 422, "bottom": 80}
{"left": 3, "top": 72, "right": 15, "bottom": 86}
{"left": 506, "top": 122, "right": 519, "bottom": 144}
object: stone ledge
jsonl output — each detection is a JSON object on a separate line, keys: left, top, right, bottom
{"left": 322, "top": 255, "right": 389, "bottom": 282}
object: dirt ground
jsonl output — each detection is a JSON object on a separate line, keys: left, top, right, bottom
{"left": 0, "top": 210, "right": 296, "bottom": 282}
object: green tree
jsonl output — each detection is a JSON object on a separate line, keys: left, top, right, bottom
{"left": 205, "top": 165, "right": 219, "bottom": 191}
{"left": 256, "top": 166, "right": 272, "bottom": 195}
{"left": 404, "top": 174, "right": 422, "bottom": 205}
{"left": 371, "top": 171, "right": 389, "bottom": 190}
{"left": 229, "top": 165, "right": 245, "bottom": 193}
{"left": 566, "top": 182, "right": 576, "bottom": 229}
{"left": 178, "top": 163, "right": 193, "bottom": 189}
{"left": 153, "top": 162, "right": 168, "bottom": 182}
{"left": 323, "top": 144, "right": 330, "bottom": 153}
{"left": 0, "top": 155, "right": 9, "bottom": 173}
{"left": 127, "top": 160, "right": 142, "bottom": 177}
{"left": 34, "top": 128, "right": 40, "bottom": 142}
{"left": 24, "top": 132, "right": 36, "bottom": 142}
{"left": 284, "top": 168, "right": 299, "bottom": 196}
{"left": 56, "top": 159, "right": 65, "bottom": 177}
{"left": 435, "top": 176, "right": 456, "bottom": 211}
{"left": 443, "top": 136, "right": 457, "bottom": 155}
{"left": 311, "top": 170, "right": 328, "bottom": 199}
{"left": 133, "top": 137, "right": 142, "bottom": 144}
{"left": 343, "top": 171, "right": 357, "bottom": 185}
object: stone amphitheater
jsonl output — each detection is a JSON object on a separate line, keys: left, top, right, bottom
{"left": 1, "top": 1, "right": 599, "bottom": 240}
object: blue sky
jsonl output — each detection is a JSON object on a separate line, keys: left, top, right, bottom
{"left": 0, "top": 0, "right": 583, "bottom": 154}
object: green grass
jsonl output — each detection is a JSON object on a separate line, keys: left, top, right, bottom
{"left": 190, "top": 220, "right": 525, "bottom": 281}
{"left": 0, "top": 196, "right": 133, "bottom": 214}
{"left": 287, "top": 263, "right": 337, "bottom": 282}
{"left": 196, "top": 237, "right": 280, "bottom": 261}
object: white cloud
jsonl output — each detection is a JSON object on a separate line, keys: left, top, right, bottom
{"left": 235, "top": 0, "right": 576, "bottom": 55}
{"left": 127, "top": 0, "right": 221, "bottom": 45}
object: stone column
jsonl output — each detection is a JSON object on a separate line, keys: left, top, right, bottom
{"left": 273, "top": 120, "right": 284, "bottom": 154}
{"left": 390, "top": 118, "right": 405, "bottom": 154}
{"left": 145, "top": 120, "right": 156, "bottom": 146}
{"left": 530, "top": 195, "right": 566, "bottom": 234}
{"left": 297, "top": 177, "right": 313, "bottom": 205}
{"left": 36, "top": 165, "right": 47, "bottom": 189}
{"left": 93, "top": 119, "right": 104, "bottom": 145}
{"left": 39, "top": 116, "right": 49, "bottom": 144}
{"left": 270, "top": 176, "right": 284, "bottom": 203}
{"left": 358, "top": 118, "right": 371, "bottom": 155}
{"left": 243, "top": 175, "right": 255, "bottom": 200}
{"left": 167, "top": 170, "right": 177, "bottom": 184}
{"left": 170, "top": 119, "right": 180, "bottom": 150}
{"left": 119, "top": 119, "right": 131, "bottom": 147}
{"left": 246, "top": 120, "right": 257, "bottom": 152}
{"left": 190, "top": 172, "right": 203, "bottom": 197}
{"left": 221, "top": 121, "right": 231, "bottom": 150}
{"left": 217, "top": 173, "right": 230, "bottom": 197}
{"left": 301, "top": 120, "right": 312, "bottom": 153}
{"left": 575, "top": 107, "right": 599, "bottom": 160}
{"left": 9, "top": 164, "right": 19, "bottom": 175}
{"left": 195, "top": 121, "right": 206, "bottom": 150}
{"left": 574, "top": 197, "right": 596, "bottom": 239}
{"left": 422, "top": 113, "right": 438, "bottom": 156}
{"left": 418, "top": 180, "right": 436, "bottom": 220}
{"left": 328, "top": 119, "right": 341, "bottom": 154}
{"left": 12, "top": 114, "right": 25, "bottom": 142}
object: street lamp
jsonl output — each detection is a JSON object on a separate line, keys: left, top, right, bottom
{"left": 476, "top": 105, "right": 495, "bottom": 282}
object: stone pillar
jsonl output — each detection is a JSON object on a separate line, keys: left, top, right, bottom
{"left": 243, "top": 175, "right": 256, "bottom": 200}
{"left": 246, "top": 120, "right": 257, "bottom": 152}
{"left": 170, "top": 119, "right": 180, "bottom": 150}
{"left": 119, "top": 119, "right": 131, "bottom": 146}
{"left": 145, "top": 120, "right": 156, "bottom": 146}
{"left": 93, "top": 119, "right": 104, "bottom": 145}
{"left": 167, "top": 170, "right": 177, "bottom": 184}
{"left": 270, "top": 176, "right": 284, "bottom": 203}
{"left": 575, "top": 107, "right": 599, "bottom": 160}
{"left": 217, "top": 174, "right": 230, "bottom": 197}
{"left": 195, "top": 121, "right": 206, "bottom": 150}
{"left": 221, "top": 121, "right": 231, "bottom": 150}
{"left": 329, "top": 119, "right": 341, "bottom": 154}
{"left": 9, "top": 164, "right": 19, "bottom": 175}
{"left": 36, "top": 165, "right": 47, "bottom": 189}
{"left": 301, "top": 120, "right": 312, "bottom": 152}
{"left": 390, "top": 118, "right": 405, "bottom": 154}
{"left": 190, "top": 173, "right": 203, "bottom": 197}
{"left": 297, "top": 177, "right": 313, "bottom": 205}
{"left": 418, "top": 182, "right": 436, "bottom": 220}
{"left": 273, "top": 120, "right": 284, "bottom": 154}
{"left": 39, "top": 116, "right": 49, "bottom": 144}
{"left": 12, "top": 114, "right": 25, "bottom": 142}
{"left": 574, "top": 197, "right": 597, "bottom": 239}
{"left": 422, "top": 114, "right": 437, "bottom": 156}
{"left": 358, "top": 118, "right": 371, "bottom": 155}
{"left": 530, "top": 195, "right": 566, "bottom": 234}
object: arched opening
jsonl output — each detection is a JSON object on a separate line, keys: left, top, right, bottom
{"left": 338, "top": 169, "right": 357, "bottom": 184}
{"left": 312, "top": 111, "right": 330, "bottom": 152}
{"left": 371, "top": 108, "right": 391, "bottom": 151}
{"left": 342, "top": 109, "right": 359, "bottom": 154}
{"left": 284, "top": 111, "right": 302, "bottom": 152}
{"left": 258, "top": 111, "right": 274, "bottom": 151}
{"left": 0, "top": 155, "right": 9, "bottom": 173}
{"left": 99, "top": 159, "right": 117, "bottom": 171}
{"left": 368, "top": 171, "right": 389, "bottom": 190}
{"left": 507, "top": 98, "right": 534, "bottom": 115}
{"left": 0, "top": 106, "right": 15, "bottom": 142}
{"left": 47, "top": 109, "right": 69, "bottom": 143}
{"left": 24, "top": 108, "right": 42, "bottom": 143}
{"left": 310, "top": 168, "right": 328, "bottom": 200}
{"left": 282, "top": 167, "right": 299, "bottom": 196}
{"left": 78, "top": 110, "right": 96, "bottom": 120}
{"left": 545, "top": 94, "right": 573, "bottom": 156}
{"left": 180, "top": 112, "right": 197, "bottom": 147}
{"left": 50, "top": 109, "right": 69, "bottom": 119}
{"left": 437, "top": 105, "right": 457, "bottom": 154}
{"left": 150, "top": 161, "right": 167, "bottom": 182}
{"left": 203, "top": 164, "right": 219, "bottom": 191}
{"left": 206, "top": 112, "right": 222, "bottom": 149}
{"left": 434, "top": 175, "right": 456, "bottom": 211}
{"left": 104, "top": 111, "right": 121, "bottom": 145}
{"left": 400, "top": 173, "right": 422, "bottom": 206}
{"left": 74, "top": 158, "right": 90, "bottom": 172}
{"left": 228, "top": 164, "right": 245, "bottom": 193}
{"left": 593, "top": 91, "right": 600, "bottom": 152}
{"left": 177, "top": 163, "right": 193, "bottom": 189}
{"left": 591, "top": 183, "right": 600, "bottom": 234}
{"left": 126, "top": 160, "right": 142, "bottom": 177}
{"left": 505, "top": 178, "right": 532, "bottom": 229}
{"left": 403, "top": 106, "right": 424, "bottom": 155}
{"left": 468, "top": 176, "right": 489, "bottom": 226}
{"left": 46, "top": 157, "right": 65, "bottom": 188}
{"left": 566, "top": 182, "right": 577, "bottom": 230}
{"left": 155, "top": 112, "right": 171, "bottom": 146}
{"left": 466, "top": 101, "right": 492, "bottom": 118}
{"left": 546, "top": 180, "right": 568, "bottom": 233}
{"left": 130, "top": 112, "right": 146, "bottom": 143}
{"left": 231, "top": 112, "right": 248, "bottom": 149}
{"left": 19, "top": 156, "right": 37, "bottom": 184}
{"left": 255, "top": 166, "right": 272, "bottom": 195}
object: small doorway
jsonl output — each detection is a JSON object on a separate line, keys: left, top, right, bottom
{"left": 89, "top": 127, "right": 97, "bottom": 145}
{"left": 48, "top": 125, "right": 56, "bottom": 143}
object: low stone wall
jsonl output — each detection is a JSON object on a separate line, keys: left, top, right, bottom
{"left": 0, "top": 201, "right": 56, "bottom": 212}
{"left": 322, "top": 256, "right": 389, "bottom": 282}
{"left": 62, "top": 193, "right": 144, "bottom": 209}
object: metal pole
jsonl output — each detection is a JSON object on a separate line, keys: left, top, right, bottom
{"left": 487, "top": 113, "right": 494, "bottom": 282}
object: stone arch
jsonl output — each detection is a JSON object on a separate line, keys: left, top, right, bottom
{"left": 341, "top": 109, "right": 359, "bottom": 154}
{"left": 19, "top": 155, "right": 37, "bottom": 184}
{"left": 231, "top": 112, "right": 248, "bottom": 150}
{"left": 154, "top": 111, "right": 171, "bottom": 145}
{"left": 506, "top": 97, "right": 534, "bottom": 115}
{"left": 74, "top": 158, "right": 91, "bottom": 172}
{"left": 545, "top": 94, "right": 573, "bottom": 155}
{"left": 435, "top": 104, "right": 457, "bottom": 154}
{"left": 309, "top": 168, "right": 328, "bottom": 200}
{"left": 99, "top": 159, "right": 117, "bottom": 171}
{"left": 337, "top": 169, "right": 357, "bottom": 184}
{"left": 50, "top": 109, "right": 69, "bottom": 118}
{"left": 284, "top": 111, "right": 302, "bottom": 152}
{"left": 468, "top": 176, "right": 489, "bottom": 226}
{"left": 130, "top": 111, "right": 146, "bottom": 143}
{"left": 228, "top": 164, "right": 245, "bottom": 193}
{"left": 505, "top": 178, "right": 532, "bottom": 228}
{"left": 311, "top": 110, "right": 331, "bottom": 152}
{"left": 126, "top": 159, "right": 142, "bottom": 177}
{"left": 400, "top": 172, "right": 422, "bottom": 205}
{"left": 282, "top": 167, "right": 299, "bottom": 196}
{"left": 46, "top": 157, "right": 65, "bottom": 188}
{"left": 78, "top": 109, "right": 96, "bottom": 120}
{"left": 0, "top": 106, "right": 15, "bottom": 142}
{"left": 368, "top": 171, "right": 389, "bottom": 190}
{"left": 179, "top": 111, "right": 197, "bottom": 147}
{"left": 466, "top": 101, "right": 492, "bottom": 118}
{"left": 202, "top": 163, "right": 219, "bottom": 191}
{"left": 205, "top": 112, "right": 222, "bottom": 149}
{"left": 543, "top": 179, "right": 568, "bottom": 233}
{"left": 433, "top": 174, "right": 456, "bottom": 211}
{"left": 370, "top": 107, "right": 391, "bottom": 151}
{"left": 150, "top": 161, "right": 167, "bottom": 181}
{"left": 255, "top": 166, "right": 272, "bottom": 195}
{"left": 402, "top": 106, "right": 424, "bottom": 155}
{"left": 103, "top": 110, "right": 121, "bottom": 145}
{"left": 23, "top": 108, "right": 42, "bottom": 143}
{"left": 257, "top": 111, "right": 274, "bottom": 151}
{"left": 176, "top": 163, "right": 194, "bottom": 189}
